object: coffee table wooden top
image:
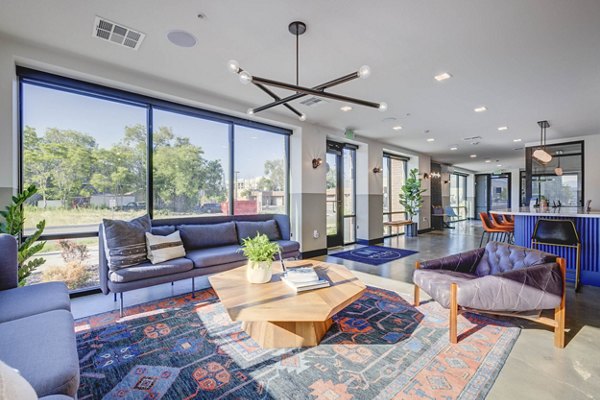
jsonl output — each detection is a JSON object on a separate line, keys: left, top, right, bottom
{"left": 209, "top": 260, "right": 366, "bottom": 323}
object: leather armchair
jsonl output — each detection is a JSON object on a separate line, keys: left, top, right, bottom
{"left": 413, "top": 241, "right": 566, "bottom": 348}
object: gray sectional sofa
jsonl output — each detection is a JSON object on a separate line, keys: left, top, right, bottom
{"left": 0, "top": 234, "right": 80, "bottom": 399}
{"left": 99, "top": 213, "right": 299, "bottom": 313}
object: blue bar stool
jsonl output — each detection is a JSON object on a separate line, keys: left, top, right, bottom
{"left": 531, "top": 219, "right": 581, "bottom": 291}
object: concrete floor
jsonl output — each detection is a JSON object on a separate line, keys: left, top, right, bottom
{"left": 72, "top": 221, "right": 600, "bottom": 399}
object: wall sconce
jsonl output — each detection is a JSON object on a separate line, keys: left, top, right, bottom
{"left": 423, "top": 173, "right": 430, "bottom": 180}
{"left": 430, "top": 171, "right": 441, "bottom": 179}
{"left": 312, "top": 158, "right": 323, "bottom": 169}
{"left": 372, "top": 167, "right": 382, "bottom": 174}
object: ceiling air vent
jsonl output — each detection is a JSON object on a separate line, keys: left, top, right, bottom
{"left": 93, "top": 16, "right": 145, "bottom": 50}
{"left": 463, "top": 136, "right": 482, "bottom": 141}
{"left": 300, "top": 96, "right": 327, "bottom": 107}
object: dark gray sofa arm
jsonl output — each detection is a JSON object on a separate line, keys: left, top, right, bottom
{"left": 0, "top": 234, "right": 18, "bottom": 291}
{"left": 98, "top": 224, "right": 110, "bottom": 294}
{"left": 419, "top": 247, "right": 484, "bottom": 274}
{"left": 456, "top": 262, "right": 563, "bottom": 312}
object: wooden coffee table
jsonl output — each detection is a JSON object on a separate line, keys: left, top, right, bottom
{"left": 208, "top": 260, "right": 366, "bottom": 348}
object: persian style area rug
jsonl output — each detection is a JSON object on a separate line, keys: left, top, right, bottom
{"left": 330, "top": 245, "right": 418, "bottom": 265}
{"left": 75, "top": 287, "right": 518, "bottom": 399}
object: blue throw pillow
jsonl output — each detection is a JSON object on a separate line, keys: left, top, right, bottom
{"left": 102, "top": 214, "right": 151, "bottom": 271}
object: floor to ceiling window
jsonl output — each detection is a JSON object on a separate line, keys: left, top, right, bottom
{"left": 19, "top": 68, "right": 290, "bottom": 294}
{"left": 449, "top": 173, "right": 468, "bottom": 220}
{"left": 382, "top": 153, "right": 408, "bottom": 236}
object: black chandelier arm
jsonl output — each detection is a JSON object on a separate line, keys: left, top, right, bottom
{"left": 252, "top": 72, "right": 359, "bottom": 114}
{"left": 252, "top": 76, "right": 381, "bottom": 109}
{"left": 252, "top": 81, "right": 303, "bottom": 117}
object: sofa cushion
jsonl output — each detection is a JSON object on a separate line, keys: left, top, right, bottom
{"left": 146, "top": 231, "right": 186, "bottom": 264}
{"left": 236, "top": 220, "right": 281, "bottom": 242}
{"left": 151, "top": 225, "right": 176, "bottom": 236}
{"left": 413, "top": 269, "right": 477, "bottom": 308}
{"left": 102, "top": 214, "right": 151, "bottom": 270}
{"left": 178, "top": 222, "right": 238, "bottom": 249}
{"left": 0, "top": 359, "right": 37, "bottom": 400}
{"left": 109, "top": 257, "right": 193, "bottom": 283}
{"left": 476, "top": 242, "right": 555, "bottom": 277}
{"left": 0, "top": 310, "right": 79, "bottom": 398}
{"left": 0, "top": 281, "right": 70, "bottom": 324}
{"left": 186, "top": 245, "right": 245, "bottom": 268}
{"left": 276, "top": 240, "right": 300, "bottom": 255}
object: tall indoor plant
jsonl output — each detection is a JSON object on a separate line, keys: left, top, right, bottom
{"left": 0, "top": 184, "right": 47, "bottom": 285}
{"left": 399, "top": 168, "right": 427, "bottom": 237}
{"left": 240, "top": 233, "right": 280, "bottom": 283}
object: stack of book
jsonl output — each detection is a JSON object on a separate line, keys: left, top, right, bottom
{"left": 281, "top": 266, "right": 330, "bottom": 292}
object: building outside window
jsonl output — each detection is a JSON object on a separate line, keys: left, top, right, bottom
{"left": 382, "top": 154, "right": 408, "bottom": 236}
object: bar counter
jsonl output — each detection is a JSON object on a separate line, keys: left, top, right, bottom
{"left": 490, "top": 208, "right": 600, "bottom": 286}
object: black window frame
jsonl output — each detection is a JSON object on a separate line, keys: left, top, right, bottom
{"left": 17, "top": 67, "right": 291, "bottom": 295}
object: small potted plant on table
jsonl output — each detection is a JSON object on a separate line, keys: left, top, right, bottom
{"left": 399, "top": 168, "right": 427, "bottom": 237}
{"left": 240, "top": 233, "right": 280, "bottom": 283}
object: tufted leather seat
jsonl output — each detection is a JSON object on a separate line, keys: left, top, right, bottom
{"left": 413, "top": 241, "right": 566, "bottom": 347}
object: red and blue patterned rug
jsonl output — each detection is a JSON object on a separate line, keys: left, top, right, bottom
{"left": 75, "top": 287, "right": 519, "bottom": 399}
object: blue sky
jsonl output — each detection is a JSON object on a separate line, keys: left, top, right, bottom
{"left": 22, "top": 83, "right": 285, "bottom": 180}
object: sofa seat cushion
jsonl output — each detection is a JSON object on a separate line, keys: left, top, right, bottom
{"left": 236, "top": 220, "right": 281, "bottom": 242}
{"left": 0, "top": 310, "right": 79, "bottom": 398}
{"left": 0, "top": 282, "right": 70, "bottom": 324}
{"left": 186, "top": 245, "right": 245, "bottom": 268}
{"left": 109, "top": 257, "right": 193, "bottom": 283}
{"left": 276, "top": 240, "right": 300, "bottom": 255}
{"left": 178, "top": 222, "right": 238, "bottom": 250}
{"left": 413, "top": 269, "right": 476, "bottom": 308}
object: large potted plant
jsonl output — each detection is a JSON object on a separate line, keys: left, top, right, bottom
{"left": 0, "top": 185, "right": 47, "bottom": 285}
{"left": 399, "top": 168, "right": 427, "bottom": 237}
{"left": 240, "top": 233, "right": 280, "bottom": 283}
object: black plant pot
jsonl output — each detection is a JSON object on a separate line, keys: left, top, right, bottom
{"left": 405, "top": 222, "right": 418, "bottom": 237}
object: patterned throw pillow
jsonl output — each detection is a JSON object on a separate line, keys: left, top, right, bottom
{"left": 145, "top": 231, "right": 186, "bottom": 264}
{"left": 103, "top": 214, "right": 151, "bottom": 271}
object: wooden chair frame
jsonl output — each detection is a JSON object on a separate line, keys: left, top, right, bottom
{"left": 414, "top": 258, "right": 567, "bottom": 348}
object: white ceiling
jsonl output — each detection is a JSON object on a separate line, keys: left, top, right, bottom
{"left": 1, "top": 0, "right": 600, "bottom": 172}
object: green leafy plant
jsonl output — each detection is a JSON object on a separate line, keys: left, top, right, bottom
{"left": 399, "top": 168, "right": 427, "bottom": 221}
{"left": 0, "top": 184, "right": 46, "bottom": 286}
{"left": 240, "top": 233, "right": 280, "bottom": 265}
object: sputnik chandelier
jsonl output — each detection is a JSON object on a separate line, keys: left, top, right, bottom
{"left": 227, "top": 21, "right": 387, "bottom": 121}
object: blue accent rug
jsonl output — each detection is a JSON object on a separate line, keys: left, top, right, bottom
{"left": 331, "top": 245, "right": 418, "bottom": 265}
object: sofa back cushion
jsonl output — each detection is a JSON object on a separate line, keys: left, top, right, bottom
{"left": 103, "top": 214, "right": 151, "bottom": 271}
{"left": 236, "top": 220, "right": 281, "bottom": 242}
{"left": 476, "top": 241, "right": 555, "bottom": 276}
{"left": 151, "top": 225, "right": 176, "bottom": 236}
{"left": 178, "top": 221, "right": 238, "bottom": 250}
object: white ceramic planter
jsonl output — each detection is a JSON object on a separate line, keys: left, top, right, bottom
{"left": 246, "top": 261, "right": 272, "bottom": 283}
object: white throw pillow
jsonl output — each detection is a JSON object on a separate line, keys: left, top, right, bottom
{"left": 145, "top": 231, "right": 186, "bottom": 264}
{"left": 0, "top": 359, "right": 37, "bottom": 400}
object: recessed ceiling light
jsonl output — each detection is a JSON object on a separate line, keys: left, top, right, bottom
{"left": 498, "top": 126, "right": 509, "bottom": 131}
{"left": 450, "top": 146, "right": 458, "bottom": 151}
{"left": 167, "top": 30, "right": 197, "bottom": 47}
{"left": 470, "top": 154, "right": 477, "bottom": 158}
{"left": 392, "top": 125, "right": 403, "bottom": 131}
{"left": 513, "top": 138, "right": 522, "bottom": 142}
{"left": 497, "top": 164, "right": 502, "bottom": 167}
{"left": 340, "top": 105, "right": 352, "bottom": 112}
{"left": 474, "top": 106, "right": 487, "bottom": 113}
{"left": 426, "top": 138, "right": 435, "bottom": 142}
{"left": 434, "top": 72, "right": 452, "bottom": 81}
{"left": 485, "top": 159, "right": 491, "bottom": 163}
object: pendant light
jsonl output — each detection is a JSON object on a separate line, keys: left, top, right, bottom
{"left": 555, "top": 150, "right": 563, "bottom": 176}
{"left": 532, "top": 120, "right": 552, "bottom": 164}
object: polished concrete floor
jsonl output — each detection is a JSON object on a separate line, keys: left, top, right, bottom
{"left": 72, "top": 221, "right": 600, "bottom": 399}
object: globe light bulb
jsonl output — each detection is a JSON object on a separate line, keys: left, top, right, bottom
{"left": 299, "top": 113, "right": 307, "bottom": 121}
{"left": 358, "top": 65, "right": 371, "bottom": 79}
{"left": 555, "top": 167, "right": 563, "bottom": 176}
{"left": 227, "top": 59, "right": 240, "bottom": 73}
{"left": 239, "top": 71, "right": 252, "bottom": 84}
{"left": 247, "top": 108, "right": 254, "bottom": 115}
{"left": 378, "top": 102, "right": 388, "bottom": 112}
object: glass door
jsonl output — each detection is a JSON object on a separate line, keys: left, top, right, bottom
{"left": 490, "top": 174, "right": 510, "bottom": 210}
{"left": 326, "top": 149, "right": 344, "bottom": 247}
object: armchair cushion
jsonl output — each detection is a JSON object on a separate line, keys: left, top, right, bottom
{"left": 475, "top": 242, "right": 555, "bottom": 276}
{"left": 419, "top": 247, "right": 484, "bottom": 274}
{"left": 413, "top": 269, "right": 477, "bottom": 308}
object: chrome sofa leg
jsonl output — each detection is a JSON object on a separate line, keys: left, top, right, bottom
{"left": 119, "top": 293, "right": 124, "bottom": 318}
{"left": 171, "top": 282, "right": 174, "bottom": 286}
{"left": 113, "top": 292, "right": 117, "bottom": 302}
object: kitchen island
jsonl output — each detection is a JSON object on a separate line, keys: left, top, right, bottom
{"left": 491, "top": 207, "right": 600, "bottom": 286}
